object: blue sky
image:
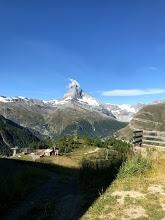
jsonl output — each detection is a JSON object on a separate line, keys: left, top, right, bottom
{"left": 0, "top": 0, "right": 165, "bottom": 104}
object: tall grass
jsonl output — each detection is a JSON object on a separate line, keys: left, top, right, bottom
{"left": 80, "top": 153, "right": 123, "bottom": 194}
{"left": 118, "top": 154, "right": 152, "bottom": 178}
{"left": 80, "top": 140, "right": 133, "bottom": 191}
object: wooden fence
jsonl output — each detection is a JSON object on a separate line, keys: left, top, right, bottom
{"left": 142, "top": 130, "right": 165, "bottom": 147}
{"left": 133, "top": 130, "right": 165, "bottom": 147}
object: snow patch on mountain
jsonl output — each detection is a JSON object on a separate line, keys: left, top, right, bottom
{"left": 69, "top": 79, "right": 80, "bottom": 88}
{"left": 78, "top": 94, "right": 100, "bottom": 106}
{"left": 54, "top": 79, "right": 101, "bottom": 107}
{"left": 106, "top": 103, "right": 144, "bottom": 122}
{"left": 0, "top": 96, "right": 29, "bottom": 103}
{"left": 0, "top": 96, "right": 12, "bottom": 103}
{"left": 117, "top": 104, "right": 136, "bottom": 113}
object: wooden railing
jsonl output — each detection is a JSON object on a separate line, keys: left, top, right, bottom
{"left": 142, "top": 130, "right": 165, "bottom": 147}
{"left": 133, "top": 130, "right": 165, "bottom": 147}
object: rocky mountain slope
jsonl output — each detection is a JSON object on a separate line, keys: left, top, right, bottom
{"left": 0, "top": 80, "right": 127, "bottom": 138}
{"left": 0, "top": 115, "right": 40, "bottom": 156}
{"left": 106, "top": 103, "right": 145, "bottom": 122}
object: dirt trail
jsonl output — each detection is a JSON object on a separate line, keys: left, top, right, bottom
{"left": 5, "top": 172, "right": 84, "bottom": 220}
{"left": 84, "top": 148, "right": 99, "bottom": 155}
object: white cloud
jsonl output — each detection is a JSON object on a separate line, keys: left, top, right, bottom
{"left": 102, "top": 89, "right": 165, "bottom": 97}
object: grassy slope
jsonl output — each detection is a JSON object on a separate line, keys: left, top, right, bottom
{"left": 82, "top": 149, "right": 165, "bottom": 220}
{"left": 21, "top": 146, "right": 103, "bottom": 168}
{"left": 1, "top": 146, "right": 105, "bottom": 219}
{"left": 134, "top": 103, "right": 165, "bottom": 123}
{"left": 118, "top": 126, "right": 133, "bottom": 141}
{"left": 119, "top": 103, "right": 165, "bottom": 140}
{"left": 19, "top": 145, "right": 123, "bottom": 220}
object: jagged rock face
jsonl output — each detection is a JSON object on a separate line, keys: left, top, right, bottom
{"left": 0, "top": 80, "right": 126, "bottom": 138}
{"left": 64, "top": 79, "right": 83, "bottom": 100}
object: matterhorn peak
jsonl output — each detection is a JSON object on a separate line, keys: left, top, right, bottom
{"left": 68, "top": 79, "right": 80, "bottom": 89}
{"left": 64, "top": 79, "right": 83, "bottom": 100}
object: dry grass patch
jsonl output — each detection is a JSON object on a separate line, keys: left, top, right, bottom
{"left": 123, "top": 205, "right": 148, "bottom": 219}
{"left": 81, "top": 149, "right": 165, "bottom": 220}
{"left": 111, "top": 190, "right": 145, "bottom": 205}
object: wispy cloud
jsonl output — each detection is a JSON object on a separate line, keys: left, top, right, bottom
{"left": 145, "top": 66, "right": 158, "bottom": 71}
{"left": 102, "top": 89, "right": 165, "bottom": 97}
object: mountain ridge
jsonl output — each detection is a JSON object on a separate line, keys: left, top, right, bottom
{"left": 0, "top": 80, "right": 126, "bottom": 138}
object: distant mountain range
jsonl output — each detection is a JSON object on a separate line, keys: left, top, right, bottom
{"left": 1, "top": 80, "right": 164, "bottom": 142}
{"left": 0, "top": 80, "right": 127, "bottom": 139}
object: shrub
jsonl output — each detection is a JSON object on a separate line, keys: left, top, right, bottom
{"left": 55, "top": 136, "right": 80, "bottom": 154}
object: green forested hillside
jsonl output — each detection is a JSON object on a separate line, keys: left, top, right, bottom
{"left": 0, "top": 115, "right": 40, "bottom": 156}
{"left": 47, "top": 105, "right": 127, "bottom": 138}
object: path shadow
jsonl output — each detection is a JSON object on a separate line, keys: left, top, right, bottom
{"left": 0, "top": 157, "right": 122, "bottom": 220}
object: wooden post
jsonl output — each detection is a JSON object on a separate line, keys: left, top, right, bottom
{"left": 133, "top": 130, "right": 143, "bottom": 150}
{"left": 11, "top": 147, "right": 18, "bottom": 157}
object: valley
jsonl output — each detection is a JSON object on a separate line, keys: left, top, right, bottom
{"left": 0, "top": 81, "right": 165, "bottom": 219}
{"left": 1, "top": 1, "right": 165, "bottom": 219}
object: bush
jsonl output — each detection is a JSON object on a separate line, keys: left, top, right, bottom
{"left": 55, "top": 136, "right": 80, "bottom": 154}
{"left": 118, "top": 154, "right": 152, "bottom": 178}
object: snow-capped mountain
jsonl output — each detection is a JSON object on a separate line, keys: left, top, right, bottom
{"left": 1, "top": 80, "right": 164, "bottom": 123}
{"left": 44, "top": 79, "right": 100, "bottom": 107}
{"left": 0, "top": 95, "right": 44, "bottom": 105}
{"left": 64, "top": 79, "right": 100, "bottom": 106}
{"left": 43, "top": 79, "right": 115, "bottom": 118}
{"left": 1, "top": 79, "right": 164, "bottom": 140}
{"left": 106, "top": 103, "right": 145, "bottom": 122}
{"left": 0, "top": 96, "right": 28, "bottom": 103}
{"left": 0, "top": 80, "right": 127, "bottom": 138}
